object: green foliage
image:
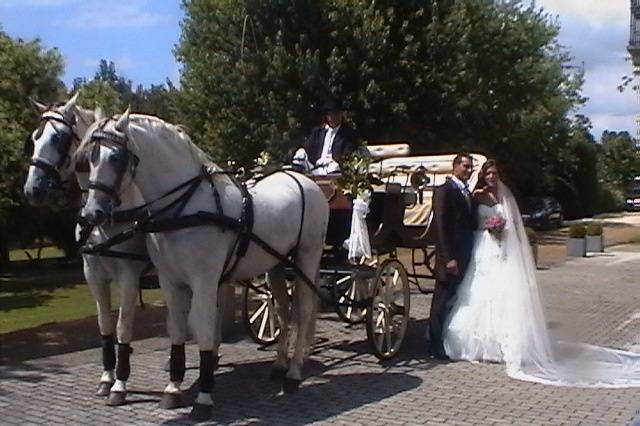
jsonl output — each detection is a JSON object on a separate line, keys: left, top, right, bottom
{"left": 76, "top": 79, "right": 123, "bottom": 116}
{"left": 568, "top": 224, "right": 586, "bottom": 239}
{"left": 336, "top": 153, "right": 378, "bottom": 197}
{"left": 598, "top": 131, "right": 640, "bottom": 191}
{"left": 0, "top": 29, "right": 65, "bottom": 265}
{"left": 175, "top": 0, "right": 589, "bottom": 211}
{"left": 585, "top": 223, "right": 603, "bottom": 236}
{"left": 72, "top": 60, "right": 177, "bottom": 120}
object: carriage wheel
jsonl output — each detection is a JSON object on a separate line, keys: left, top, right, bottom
{"left": 242, "top": 276, "right": 281, "bottom": 345}
{"left": 366, "top": 259, "right": 410, "bottom": 360}
{"left": 334, "top": 257, "right": 377, "bottom": 324}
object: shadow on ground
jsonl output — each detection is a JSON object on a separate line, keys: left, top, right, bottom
{"left": 160, "top": 358, "right": 424, "bottom": 425}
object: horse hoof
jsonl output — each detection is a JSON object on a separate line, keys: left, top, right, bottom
{"left": 188, "top": 403, "right": 213, "bottom": 422}
{"left": 96, "top": 382, "right": 113, "bottom": 397}
{"left": 282, "top": 377, "right": 301, "bottom": 393}
{"left": 270, "top": 367, "right": 287, "bottom": 381}
{"left": 159, "top": 392, "right": 183, "bottom": 409}
{"left": 106, "top": 391, "right": 127, "bottom": 406}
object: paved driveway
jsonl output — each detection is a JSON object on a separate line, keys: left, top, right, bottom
{"left": 1, "top": 247, "right": 639, "bottom": 425}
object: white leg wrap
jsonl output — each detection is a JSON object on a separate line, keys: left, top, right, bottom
{"left": 111, "top": 379, "right": 127, "bottom": 393}
{"left": 164, "top": 381, "right": 182, "bottom": 394}
{"left": 100, "top": 370, "right": 115, "bottom": 383}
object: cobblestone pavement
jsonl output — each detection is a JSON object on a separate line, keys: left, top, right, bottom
{"left": 2, "top": 248, "right": 640, "bottom": 426}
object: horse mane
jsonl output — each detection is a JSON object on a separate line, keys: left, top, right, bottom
{"left": 75, "top": 113, "right": 214, "bottom": 168}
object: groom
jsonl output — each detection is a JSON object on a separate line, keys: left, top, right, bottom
{"left": 427, "top": 153, "right": 476, "bottom": 359}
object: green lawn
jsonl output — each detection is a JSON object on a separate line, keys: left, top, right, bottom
{"left": 9, "top": 246, "right": 65, "bottom": 261}
{"left": 0, "top": 265, "right": 163, "bottom": 334}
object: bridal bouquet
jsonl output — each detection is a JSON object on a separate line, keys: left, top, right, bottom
{"left": 485, "top": 214, "right": 507, "bottom": 237}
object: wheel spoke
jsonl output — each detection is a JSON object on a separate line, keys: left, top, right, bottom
{"left": 258, "top": 304, "right": 269, "bottom": 339}
{"left": 384, "top": 310, "right": 392, "bottom": 353}
{"left": 249, "top": 301, "right": 268, "bottom": 324}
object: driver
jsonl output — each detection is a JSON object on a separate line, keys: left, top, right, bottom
{"left": 292, "top": 98, "right": 363, "bottom": 175}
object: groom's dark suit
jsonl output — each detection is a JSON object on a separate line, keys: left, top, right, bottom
{"left": 428, "top": 177, "right": 476, "bottom": 357}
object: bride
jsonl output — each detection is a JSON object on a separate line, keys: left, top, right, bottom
{"left": 443, "top": 159, "right": 640, "bottom": 387}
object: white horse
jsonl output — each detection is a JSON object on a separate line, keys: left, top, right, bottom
{"left": 22, "top": 95, "right": 173, "bottom": 406}
{"left": 80, "top": 109, "right": 329, "bottom": 421}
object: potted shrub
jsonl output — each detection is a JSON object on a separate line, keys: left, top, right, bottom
{"left": 524, "top": 226, "right": 538, "bottom": 266}
{"left": 566, "top": 224, "right": 586, "bottom": 257}
{"left": 585, "top": 223, "right": 604, "bottom": 253}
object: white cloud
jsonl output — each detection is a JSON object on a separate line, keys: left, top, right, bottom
{"left": 54, "top": 1, "right": 170, "bottom": 29}
{"left": 535, "top": 0, "right": 628, "bottom": 28}
{"left": 590, "top": 113, "right": 638, "bottom": 139}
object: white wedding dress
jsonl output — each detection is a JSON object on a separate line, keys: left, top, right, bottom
{"left": 443, "top": 181, "right": 640, "bottom": 388}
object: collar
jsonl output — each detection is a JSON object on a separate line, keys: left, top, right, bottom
{"left": 324, "top": 124, "right": 341, "bottom": 133}
{"left": 450, "top": 176, "right": 468, "bottom": 191}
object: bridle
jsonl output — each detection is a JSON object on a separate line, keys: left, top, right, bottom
{"left": 86, "top": 121, "right": 139, "bottom": 207}
{"left": 26, "top": 110, "right": 81, "bottom": 188}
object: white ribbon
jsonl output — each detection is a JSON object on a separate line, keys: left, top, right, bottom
{"left": 346, "top": 191, "right": 372, "bottom": 261}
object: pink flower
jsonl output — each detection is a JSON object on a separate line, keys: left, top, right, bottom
{"left": 485, "top": 215, "right": 506, "bottom": 236}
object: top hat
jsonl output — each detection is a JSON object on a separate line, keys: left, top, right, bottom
{"left": 319, "top": 98, "right": 345, "bottom": 113}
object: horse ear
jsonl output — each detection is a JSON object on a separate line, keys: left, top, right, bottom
{"left": 114, "top": 107, "right": 131, "bottom": 132}
{"left": 66, "top": 92, "right": 79, "bottom": 107}
{"left": 30, "top": 98, "right": 48, "bottom": 115}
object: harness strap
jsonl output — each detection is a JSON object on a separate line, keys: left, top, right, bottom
{"left": 282, "top": 171, "right": 306, "bottom": 259}
{"left": 29, "top": 158, "right": 62, "bottom": 184}
{"left": 220, "top": 181, "right": 254, "bottom": 282}
{"left": 89, "top": 180, "right": 122, "bottom": 206}
{"left": 79, "top": 246, "right": 150, "bottom": 261}
{"left": 139, "top": 211, "right": 324, "bottom": 300}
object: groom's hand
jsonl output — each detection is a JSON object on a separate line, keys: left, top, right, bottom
{"left": 446, "top": 259, "right": 459, "bottom": 276}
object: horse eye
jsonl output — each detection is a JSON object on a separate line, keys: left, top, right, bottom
{"left": 109, "top": 151, "right": 124, "bottom": 163}
{"left": 50, "top": 133, "right": 60, "bottom": 145}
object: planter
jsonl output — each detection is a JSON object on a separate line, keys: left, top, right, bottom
{"left": 586, "top": 234, "right": 604, "bottom": 253}
{"left": 566, "top": 237, "right": 586, "bottom": 257}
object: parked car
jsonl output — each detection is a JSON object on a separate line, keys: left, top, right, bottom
{"left": 521, "top": 196, "right": 563, "bottom": 229}
{"left": 625, "top": 177, "right": 640, "bottom": 212}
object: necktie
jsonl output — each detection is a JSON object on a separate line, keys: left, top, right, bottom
{"left": 462, "top": 184, "right": 471, "bottom": 209}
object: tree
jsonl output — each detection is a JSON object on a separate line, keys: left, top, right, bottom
{"left": 599, "top": 131, "right": 640, "bottom": 190}
{"left": 175, "top": 0, "right": 588, "bottom": 212}
{"left": 0, "top": 28, "right": 65, "bottom": 265}
{"left": 72, "top": 60, "right": 177, "bottom": 120}
{"left": 72, "top": 78, "right": 124, "bottom": 116}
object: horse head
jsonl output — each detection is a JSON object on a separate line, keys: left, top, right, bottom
{"left": 82, "top": 108, "right": 138, "bottom": 225}
{"left": 23, "top": 93, "right": 102, "bottom": 205}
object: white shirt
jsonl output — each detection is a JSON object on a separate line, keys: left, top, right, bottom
{"left": 451, "top": 175, "right": 471, "bottom": 209}
{"left": 319, "top": 124, "right": 341, "bottom": 163}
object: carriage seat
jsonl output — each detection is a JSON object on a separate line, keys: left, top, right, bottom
{"left": 366, "top": 142, "right": 410, "bottom": 159}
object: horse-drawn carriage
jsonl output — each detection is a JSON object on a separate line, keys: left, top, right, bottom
{"left": 243, "top": 144, "right": 487, "bottom": 360}
{"left": 24, "top": 100, "right": 486, "bottom": 417}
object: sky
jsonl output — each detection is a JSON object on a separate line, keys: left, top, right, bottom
{"left": 0, "top": 0, "right": 636, "bottom": 140}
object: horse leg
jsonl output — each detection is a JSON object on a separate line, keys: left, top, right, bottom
{"left": 159, "top": 278, "right": 190, "bottom": 410}
{"left": 107, "top": 270, "right": 140, "bottom": 406}
{"left": 85, "top": 264, "right": 115, "bottom": 397}
{"left": 188, "top": 276, "right": 221, "bottom": 422}
{"left": 284, "top": 248, "right": 322, "bottom": 393}
{"left": 212, "top": 283, "right": 226, "bottom": 371}
{"left": 267, "top": 267, "right": 291, "bottom": 380}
